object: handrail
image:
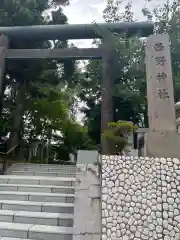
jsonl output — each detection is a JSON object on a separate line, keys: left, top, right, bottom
{"left": 0, "top": 144, "right": 19, "bottom": 174}
{"left": 0, "top": 144, "right": 18, "bottom": 155}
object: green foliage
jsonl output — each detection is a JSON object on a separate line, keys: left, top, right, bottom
{"left": 141, "top": 0, "right": 180, "bottom": 102}
{"left": 51, "top": 120, "right": 98, "bottom": 162}
{"left": 102, "top": 121, "right": 136, "bottom": 153}
{"left": 0, "top": 0, "right": 96, "bottom": 163}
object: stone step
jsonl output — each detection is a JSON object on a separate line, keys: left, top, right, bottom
{"left": 0, "top": 191, "right": 74, "bottom": 203}
{"left": 0, "top": 184, "right": 74, "bottom": 194}
{"left": 0, "top": 175, "right": 75, "bottom": 186}
{"left": 0, "top": 200, "right": 74, "bottom": 213}
{"left": 8, "top": 167, "right": 76, "bottom": 173}
{"left": 0, "top": 222, "right": 72, "bottom": 240}
{"left": 10, "top": 163, "right": 76, "bottom": 169}
{"left": 0, "top": 164, "right": 75, "bottom": 240}
{"left": 8, "top": 171, "right": 76, "bottom": 177}
{"left": 0, "top": 210, "right": 73, "bottom": 227}
{"left": 0, "top": 238, "right": 35, "bottom": 240}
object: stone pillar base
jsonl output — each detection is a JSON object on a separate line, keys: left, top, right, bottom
{"left": 145, "top": 131, "right": 180, "bottom": 158}
{"left": 73, "top": 150, "right": 101, "bottom": 240}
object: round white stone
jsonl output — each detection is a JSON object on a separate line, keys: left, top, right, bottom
{"left": 163, "top": 229, "right": 169, "bottom": 235}
{"left": 167, "top": 224, "right": 173, "bottom": 231}
{"left": 113, "top": 193, "right": 119, "bottom": 200}
{"left": 131, "top": 184, "right": 137, "bottom": 191}
{"left": 135, "top": 214, "right": 141, "bottom": 220}
{"left": 112, "top": 187, "right": 117, "bottom": 194}
{"left": 123, "top": 206, "right": 129, "bottom": 212}
{"left": 164, "top": 236, "right": 170, "bottom": 240}
{"left": 149, "top": 224, "right": 155, "bottom": 231}
{"left": 132, "top": 195, "right": 138, "bottom": 202}
{"left": 107, "top": 229, "right": 111, "bottom": 236}
{"left": 125, "top": 195, "right": 131, "bottom": 203}
{"left": 122, "top": 236, "right": 129, "bottom": 240}
{"left": 135, "top": 231, "right": 141, "bottom": 238}
{"left": 111, "top": 226, "right": 117, "bottom": 232}
{"left": 173, "top": 158, "right": 180, "bottom": 165}
{"left": 116, "top": 198, "right": 121, "bottom": 206}
{"left": 163, "top": 211, "right": 168, "bottom": 219}
{"left": 128, "top": 189, "right": 134, "bottom": 195}
{"left": 118, "top": 186, "right": 123, "bottom": 192}
{"left": 174, "top": 209, "right": 179, "bottom": 216}
{"left": 116, "top": 207, "right": 121, "bottom": 214}
{"left": 107, "top": 217, "right": 113, "bottom": 223}
{"left": 116, "top": 230, "right": 121, "bottom": 237}
{"left": 130, "top": 225, "right": 136, "bottom": 232}
{"left": 102, "top": 234, "right": 107, "bottom": 240}
{"left": 142, "top": 215, "right": 147, "bottom": 221}
{"left": 171, "top": 182, "right": 176, "bottom": 189}
{"left": 119, "top": 194, "right": 125, "bottom": 200}
{"left": 107, "top": 222, "right": 113, "bottom": 228}
{"left": 156, "top": 225, "right": 162, "bottom": 233}
{"left": 102, "top": 201, "right": 106, "bottom": 209}
{"left": 120, "top": 222, "right": 125, "bottom": 228}
{"left": 145, "top": 208, "right": 151, "bottom": 215}
{"left": 123, "top": 168, "right": 128, "bottom": 174}
{"left": 167, "top": 161, "right": 173, "bottom": 167}
{"left": 115, "top": 179, "right": 119, "bottom": 187}
{"left": 103, "top": 185, "right": 110, "bottom": 193}
{"left": 108, "top": 181, "right": 114, "bottom": 188}
{"left": 128, "top": 217, "right": 135, "bottom": 225}
{"left": 107, "top": 204, "right": 112, "bottom": 210}
{"left": 119, "top": 211, "right": 125, "bottom": 217}
{"left": 119, "top": 174, "right": 125, "bottom": 181}
{"left": 121, "top": 181, "right": 128, "bottom": 188}
{"left": 163, "top": 203, "right": 169, "bottom": 211}
{"left": 135, "top": 190, "right": 141, "bottom": 196}
{"left": 170, "top": 230, "right": 176, "bottom": 237}
{"left": 175, "top": 170, "right": 180, "bottom": 175}
{"left": 167, "top": 197, "right": 174, "bottom": 205}
{"left": 168, "top": 211, "right": 174, "bottom": 218}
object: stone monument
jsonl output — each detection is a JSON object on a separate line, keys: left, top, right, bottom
{"left": 145, "top": 34, "right": 180, "bottom": 158}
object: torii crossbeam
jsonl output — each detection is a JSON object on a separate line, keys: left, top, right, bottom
{"left": 0, "top": 22, "right": 153, "bottom": 40}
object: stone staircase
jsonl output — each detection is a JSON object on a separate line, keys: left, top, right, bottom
{"left": 0, "top": 163, "right": 76, "bottom": 240}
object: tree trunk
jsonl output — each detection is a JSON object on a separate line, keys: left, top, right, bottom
{"left": 0, "top": 35, "right": 8, "bottom": 119}
{"left": 9, "top": 81, "right": 26, "bottom": 157}
{"left": 47, "top": 127, "right": 52, "bottom": 164}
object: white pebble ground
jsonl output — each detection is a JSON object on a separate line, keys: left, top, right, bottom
{"left": 101, "top": 155, "right": 180, "bottom": 240}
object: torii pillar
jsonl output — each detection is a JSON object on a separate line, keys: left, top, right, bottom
{"left": 101, "top": 44, "right": 116, "bottom": 154}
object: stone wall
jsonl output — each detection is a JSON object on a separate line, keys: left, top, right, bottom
{"left": 102, "top": 155, "right": 180, "bottom": 240}
{"left": 73, "top": 150, "right": 101, "bottom": 240}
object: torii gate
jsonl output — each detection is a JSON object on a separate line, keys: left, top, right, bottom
{"left": 0, "top": 22, "right": 154, "bottom": 154}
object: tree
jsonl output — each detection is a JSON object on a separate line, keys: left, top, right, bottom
{"left": 142, "top": 0, "right": 180, "bottom": 101}
{"left": 54, "top": 0, "right": 69, "bottom": 5}
{"left": 102, "top": 121, "right": 136, "bottom": 154}
{"left": 0, "top": 0, "right": 68, "bottom": 149}
{"left": 0, "top": 0, "right": 94, "bottom": 162}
